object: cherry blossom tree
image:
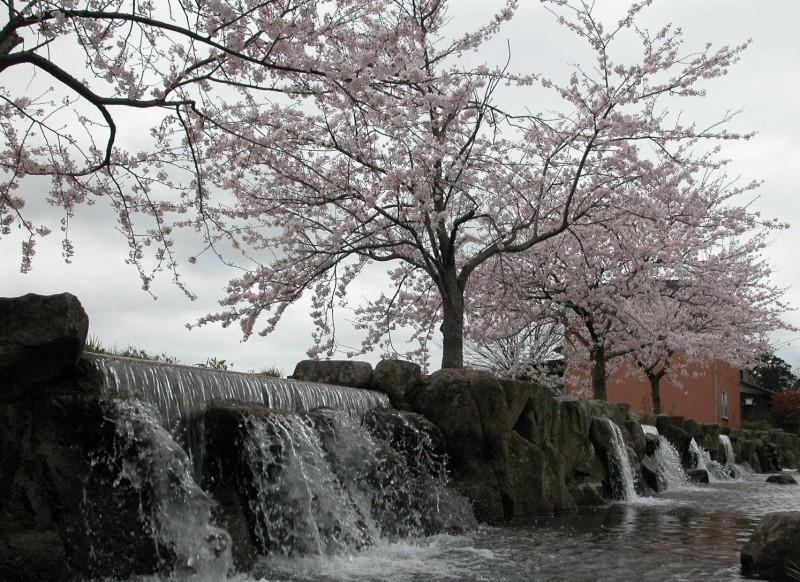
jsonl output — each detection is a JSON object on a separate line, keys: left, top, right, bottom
{"left": 195, "top": 0, "right": 751, "bottom": 369}
{"left": 504, "top": 164, "right": 791, "bottom": 407}
{"left": 0, "top": 0, "right": 372, "bottom": 289}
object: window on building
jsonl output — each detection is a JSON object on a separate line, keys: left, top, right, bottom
{"left": 722, "top": 391, "right": 729, "bottom": 419}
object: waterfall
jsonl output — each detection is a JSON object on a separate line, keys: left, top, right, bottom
{"left": 689, "top": 438, "right": 730, "bottom": 481}
{"left": 654, "top": 435, "right": 689, "bottom": 489}
{"left": 241, "top": 409, "right": 475, "bottom": 558}
{"left": 688, "top": 438, "right": 710, "bottom": 471}
{"left": 106, "top": 399, "right": 232, "bottom": 580}
{"left": 719, "top": 434, "right": 737, "bottom": 478}
{"left": 89, "top": 354, "right": 389, "bottom": 428}
{"left": 89, "top": 353, "right": 390, "bottom": 473}
{"left": 605, "top": 419, "right": 638, "bottom": 501}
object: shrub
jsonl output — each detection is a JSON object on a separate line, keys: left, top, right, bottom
{"left": 741, "top": 419, "right": 774, "bottom": 432}
{"left": 85, "top": 335, "right": 179, "bottom": 364}
{"left": 768, "top": 390, "right": 800, "bottom": 434}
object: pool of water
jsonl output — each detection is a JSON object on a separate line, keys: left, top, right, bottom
{"left": 250, "top": 471, "right": 800, "bottom": 581}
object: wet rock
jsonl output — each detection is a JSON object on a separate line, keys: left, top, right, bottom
{"left": 371, "top": 359, "right": 423, "bottom": 406}
{"left": 686, "top": 468, "right": 710, "bottom": 484}
{"left": 741, "top": 511, "right": 800, "bottom": 580}
{"left": 0, "top": 293, "right": 89, "bottom": 401}
{"left": 362, "top": 407, "right": 445, "bottom": 462}
{"left": 290, "top": 359, "right": 373, "bottom": 389}
{"left": 766, "top": 473, "right": 797, "bottom": 485}
{"left": 641, "top": 456, "right": 667, "bottom": 493}
{"left": 507, "top": 432, "right": 574, "bottom": 518}
{"left": 408, "top": 368, "right": 513, "bottom": 524}
{"left": 203, "top": 400, "right": 282, "bottom": 569}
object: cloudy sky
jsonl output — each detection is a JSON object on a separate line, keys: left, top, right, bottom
{"left": 3, "top": 0, "right": 799, "bottom": 374}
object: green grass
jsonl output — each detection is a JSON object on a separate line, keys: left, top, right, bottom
{"left": 85, "top": 335, "right": 282, "bottom": 377}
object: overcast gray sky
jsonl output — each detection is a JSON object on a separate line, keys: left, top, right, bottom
{"left": 2, "top": 1, "right": 799, "bottom": 374}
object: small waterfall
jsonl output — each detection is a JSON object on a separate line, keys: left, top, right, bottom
{"left": 108, "top": 399, "right": 232, "bottom": 580}
{"left": 606, "top": 419, "right": 638, "bottom": 501}
{"left": 89, "top": 353, "right": 390, "bottom": 473}
{"left": 654, "top": 436, "right": 689, "bottom": 489}
{"left": 719, "top": 435, "right": 736, "bottom": 471}
{"left": 90, "top": 354, "right": 389, "bottom": 428}
{"left": 642, "top": 425, "right": 688, "bottom": 490}
{"left": 689, "top": 438, "right": 730, "bottom": 481}
{"left": 242, "top": 409, "right": 475, "bottom": 558}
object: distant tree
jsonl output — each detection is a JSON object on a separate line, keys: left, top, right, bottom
{"left": 751, "top": 354, "right": 798, "bottom": 392}
{"left": 464, "top": 318, "right": 563, "bottom": 380}
{"left": 769, "top": 390, "right": 800, "bottom": 434}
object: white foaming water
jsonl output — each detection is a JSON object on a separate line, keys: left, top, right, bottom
{"left": 240, "top": 409, "right": 476, "bottom": 559}
{"left": 605, "top": 419, "right": 638, "bottom": 502}
{"left": 89, "top": 353, "right": 389, "bottom": 428}
{"left": 654, "top": 435, "right": 689, "bottom": 489}
{"left": 89, "top": 353, "right": 389, "bottom": 474}
{"left": 110, "top": 400, "right": 232, "bottom": 581}
{"left": 254, "top": 535, "right": 496, "bottom": 582}
{"left": 689, "top": 438, "right": 731, "bottom": 481}
{"left": 719, "top": 434, "right": 736, "bottom": 472}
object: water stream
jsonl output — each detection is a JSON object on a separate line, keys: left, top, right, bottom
{"left": 250, "top": 471, "right": 800, "bottom": 581}
{"left": 605, "top": 419, "right": 638, "bottom": 501}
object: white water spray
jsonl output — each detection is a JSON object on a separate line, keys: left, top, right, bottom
{"left": 606, "top": 419, "right": 638, "bottom": 501}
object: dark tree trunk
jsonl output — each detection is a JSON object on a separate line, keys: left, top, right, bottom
{"left": 648, "top": 372, "right": 663, "bottom": 414}
{"left": 590, "top": 345, "right": 607, "bottom": 401}
{"left": 439, "top": 271, "right": 465, "bottom": 369}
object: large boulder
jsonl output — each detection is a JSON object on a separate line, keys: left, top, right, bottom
{"left": 370, "top": 359, "right": 423, "bottom": 407}
{"left": 0, "top": 359, "right": 168, "bottom": 582}
{"left": 0, "top": 293, "right": 89, "bottom": 401}
{"left": 407, "top": 368, "right": 513, "bottom": 523}
{"left": 290, "top": 359, "right": 373, "bottom": 389}
{"left": 741, "top": 512, "right": 800, "bottom": 580}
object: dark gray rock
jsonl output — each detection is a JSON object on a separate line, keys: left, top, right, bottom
{"left": 0, "top": 293, "right": 89, "bottom": 401}
{"left": 741, "top": 512, "right": 800, "bottom": 580}
{"left": 766, "top": 473, "right": 798, "bottom": 485}
{"left": 291, "top": 359, "right": 373, "bottom": 389}
{"left": 371, "top": 359, "right": 423, "bottom": 406}
{"left": 641, "top": 456, "right": 667, "bottom": 493}
{"left": 407, "top": 368, "right": 512, "bottom": 524}
{"left": 203, "top": 400, "right": 285, "bottom": 569}
{"left": 686, "top": 468, "right": 710, "bottom": 484}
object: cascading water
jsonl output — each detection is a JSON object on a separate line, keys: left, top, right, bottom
{"left": 89, "top": 353, "right": 390, "bottom": 473}
{"left": 104, "top": 399, "right": 232, "bottom": 580}
{"left": 242, "top": 409, "right": 476, "bottom": 561}
{"left": 689, "top": 438, "right": 730, "bottom": 481}
{"left": 719, "top": 434, "right": 736, "bottom": 477}
{"left": 642, "top": 424, "right": 687, "bottom": 490}
{"left": 82, "top": 354, "right": 474, "bottom": 579}
{"left": 90, "top": 353, "right": 389, "bottom": 426}
{"left": 605, "top": 419, "right": 638, "bottom": 501}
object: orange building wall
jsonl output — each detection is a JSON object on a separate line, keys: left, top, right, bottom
{"left": 567, "top": 357, "right": 742, "bottom": 429}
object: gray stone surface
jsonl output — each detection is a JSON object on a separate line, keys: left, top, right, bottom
{"left": 741, "top": 511, "right": 800, "bottom": 580}
{"left": 291, "top": 359, "right": 373, "bottom": 389}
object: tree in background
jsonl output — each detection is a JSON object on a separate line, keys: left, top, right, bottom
{"left": 195, "top": 0, "right": 752, "bottom": 369}
{"left": 752, "top": 354, "right": 798, "bottom": 392}
{"left": 464, "top": 318, "right": 563, "bottom": 381}
{"left": 769, "top": 390, "right": 800, "bottom": 434}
